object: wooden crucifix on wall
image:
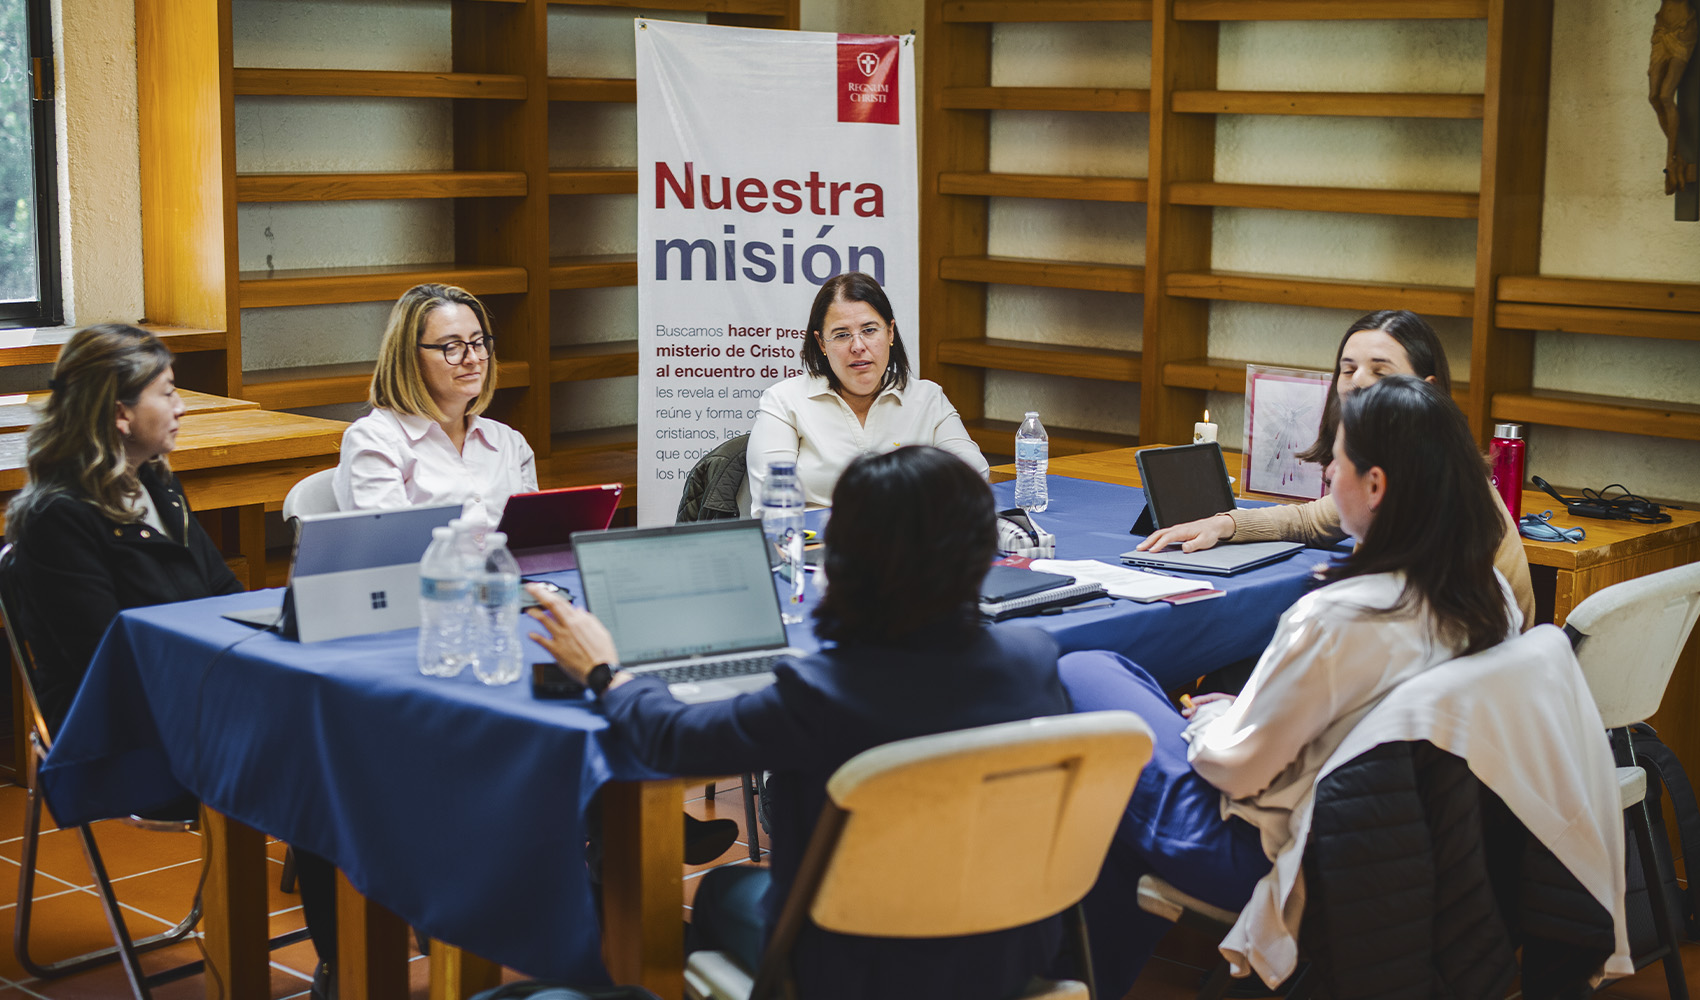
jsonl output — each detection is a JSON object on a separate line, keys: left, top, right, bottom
{"left": 1650, "top": 0, "right": 1699, "bottom": 219}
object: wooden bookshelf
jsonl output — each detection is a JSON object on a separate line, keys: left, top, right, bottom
{"left": 1173, "top": 1, "right": 1488, "bottom": 19}
{"left": 917, "top": 0, "right": 1678, "bottom": 462}
{"left": 233, "top": 68, "right": 527, "bottom": 100}
{"left": 235, "top": 172, "right": 528, "bottom": 202}
{"left": 1165, "top": 181, "right": 1479, "bottom": 219}
{"left": 236, "top": 264, "right": 529, "bottom": 309}
{"left": 125, "top": 0, "right": 799, "bottom": 530}
{"left": 943, "top": 0, "right": 1153, "bottom": 21}
{"left": 938, "top": 257, "right": 1144, "bottom": 294}
{"left": 1164, "top": 271, "right": 1474, "bottom": 317}
{"left": 1171, "top": 90, "right": 1484, "bottom": 119}
{"left": 935, "top": 339, "right": 1141, "bottom": 381}
{"left": 936, "top": 172, "right": 1148, "bottom": 202}
{"left": 939, "top": 87, "right": 1151, "bottom": 112}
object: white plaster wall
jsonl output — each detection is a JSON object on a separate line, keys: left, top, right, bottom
{"left": 1541, "top": 0, "right": 1700, "bottom": 279}
{"left": 1529, "top": 0, "right": 1700, "bottom": 500}
{"left": 55, "top": 0, "right": 144, "bottom": 327}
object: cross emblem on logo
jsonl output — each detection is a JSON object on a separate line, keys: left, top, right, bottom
{"left": 857, "top": 52, "right": 879, "bottom": 77}
{"left": 370, "top": 591, "right": 387, "bottom": 610}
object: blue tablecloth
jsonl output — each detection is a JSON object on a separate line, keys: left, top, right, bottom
{"left": 38, "top": 474, "right": 1334, "bottom": 983}
{"left": 1002, "top": 477, "right": 1336, "bottom": 683}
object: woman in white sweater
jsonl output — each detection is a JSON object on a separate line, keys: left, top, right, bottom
{"left": 1062, "top": 375, "right": 1521, "bottom": 996}
{"left": 746, "top": 272, "right": 987, "bottom": 510}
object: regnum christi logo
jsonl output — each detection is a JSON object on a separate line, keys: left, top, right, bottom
{"left": 837, "top": 35, "right": 900, "bottom": 125}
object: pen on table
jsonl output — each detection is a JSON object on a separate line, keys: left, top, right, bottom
{"left": 1122, "top": 562, "right": 1176, "bottom": 577}
{"left": 1038, "top": 599, "right": 1115, "bottom": 616}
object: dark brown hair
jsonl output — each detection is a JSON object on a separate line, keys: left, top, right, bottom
{"left": 6, "top": 325, "right": 174, "bottom": 540}
{"left": 1298, "top": 310, "right": 1449, "bottom": 465}
{"left": 798, "top": 272, "right": 911, "bottom": 394}
{"left": 812, "top": 446, "right": 993, "bottom": 643}
{"left": 1325, "top": 375, "right": 1511, "bottom": 655}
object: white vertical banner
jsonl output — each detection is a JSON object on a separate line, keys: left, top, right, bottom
{"left": 635, "top": 20, "right": 918, "bottom": 525}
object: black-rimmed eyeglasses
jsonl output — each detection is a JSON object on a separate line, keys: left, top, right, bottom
{"left": 418, "top": 335, "right": 494, "bottom": 365}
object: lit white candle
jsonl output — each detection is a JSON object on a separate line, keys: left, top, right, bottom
{"left": 1193, "top": 409, "right": 1218, "bottom": 444}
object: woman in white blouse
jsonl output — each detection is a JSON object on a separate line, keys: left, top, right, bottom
{"left": 746, "top": 272, "right": 987, "bottom": 509}
{"left": 335, "top": 284, "right": 537, "bottom": 529}
{"left": 1060, "top": 376, "right": 1521, "bottom": 996}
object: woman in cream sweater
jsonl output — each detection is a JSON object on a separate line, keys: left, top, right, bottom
{"left": 1134, "top": 309, "right": 1535, "bottom": 627}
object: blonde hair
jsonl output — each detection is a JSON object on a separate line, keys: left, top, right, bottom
{"left": 370, "top": 283, "right": 499, "bottom": 421}
{"left": 5, "top": 325, "right": 174, "bottom": 541}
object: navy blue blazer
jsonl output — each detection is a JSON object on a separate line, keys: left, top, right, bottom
{"left": 601, "top": 620, "right": 1071, "bottom": 1000}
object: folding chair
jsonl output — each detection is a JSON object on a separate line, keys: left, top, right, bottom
{"left": 683, "top": 709, "right": 1156, "bottom": 1000}
{"left": 0, "top": 543, "right": 309, "bottom": 1000}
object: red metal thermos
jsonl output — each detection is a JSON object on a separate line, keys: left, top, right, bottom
{"left": 1488, "top": 422, "right": 1526, "bottom": 519}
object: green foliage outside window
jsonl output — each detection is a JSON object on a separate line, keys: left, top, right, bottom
{"left": 0, "top": 0, "right": 39, "bottom": 304}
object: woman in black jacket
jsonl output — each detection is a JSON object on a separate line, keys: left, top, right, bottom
{"left": 2, "top": 324, "right": 343, "bottom": 998}
{"left": 4, "top": 324, "right": 241, "bottom": 732}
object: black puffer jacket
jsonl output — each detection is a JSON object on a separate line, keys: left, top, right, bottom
{"left": 1300, "top": 741, "right": 1616, "bottom": 1000}
{"left": 675, "top": 433, "right": 749, "bottom": 523}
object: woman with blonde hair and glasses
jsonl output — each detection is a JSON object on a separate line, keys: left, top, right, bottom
{"left": 335, "top": 283, "right": 536, "bottom": 529}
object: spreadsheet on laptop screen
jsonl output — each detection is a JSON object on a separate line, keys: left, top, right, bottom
{"left": 576, "top": 523, "right": 788, "bottom": 665}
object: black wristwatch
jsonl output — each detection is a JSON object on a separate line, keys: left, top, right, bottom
{"left": 586, "top": 662, "right": 615, "bottom": 697}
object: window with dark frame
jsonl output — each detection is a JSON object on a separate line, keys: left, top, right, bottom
{"left": 0, "top": 0, "right": 61, "bottom": 329}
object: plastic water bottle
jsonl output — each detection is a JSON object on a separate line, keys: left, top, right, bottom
{"left": 1015, "top": 411, "right": 1049, "bottom": 513}
{"left": 762, "top": 462, "right": 807, "bottom": 625}
{"left": 471, "top": 531, "right": 524, "bottom": 686}
{"left": 418, "top": 526, "right": 473, "bottom": 677}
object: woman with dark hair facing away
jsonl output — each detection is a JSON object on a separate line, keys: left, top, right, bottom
{"left": 335, "top": 283, "right": 536, "bottom": 530}
{"left": 2, "top": 325, "right": 342, "bottom": 999}
{"left": 526, "top": 446, "right": 1071, "bottom": 1000}
{"left": 1061, "top": 376, "right": 1522, "bottom": 995}
{"left": 746, "top": 272, "right": 988, "bottom": 511}
{"left": 1135, "top": 309, "right": 1535, "bottom": 627}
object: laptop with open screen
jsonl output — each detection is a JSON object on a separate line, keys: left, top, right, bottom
{"left": 223, "top": 503, "right": 460, "bottom": 641}
{"left": 497, "top": 483, "right": 623, "bottom": 574}
{"left": 571, "top": 518, "right": 801, "bottom": 703}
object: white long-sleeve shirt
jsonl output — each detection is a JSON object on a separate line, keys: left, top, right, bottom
{"left": 333, "top": 407, "right": 537, "bottom": 531}
{"left": 745, "top": 374, "right": 988, "bottom": 512}
{"left": 1217, "top": 624, "right": 1632, "bottom": 987}
{"left": 1183, "top": 571, "right": 1522, "bottom": 859}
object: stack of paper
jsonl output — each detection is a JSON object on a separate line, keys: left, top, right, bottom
{"left": 1029, "top": 559, "right": 1214, "bottom": 603}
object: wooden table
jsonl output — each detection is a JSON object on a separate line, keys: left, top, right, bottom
{"left": 0, "top": 387, "right": 257, "bottom": 433}
{"left": 989, "top": 444, "right": 1245, "bottom": 493}
{"left": 1003, "top": 446, "right": 1700, "bottom": 774}
{"left": 197, "top": 781, "right": 687, "bottom": 1000}
{"left": 0, "top": 406, "right": 347, "bottom": 589}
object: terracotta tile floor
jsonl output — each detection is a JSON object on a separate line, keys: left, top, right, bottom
{"left": 0, "top": 755, "right": 1692, "bottom": 1000}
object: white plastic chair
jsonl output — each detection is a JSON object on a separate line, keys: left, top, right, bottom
{"left": 1567, "top": 561, "right": 1700, "bottom": 1000}
{"left": 282, "top": 467, "right": 339, "bottom": 522}
{"left": 684, "top": 710, "right": 1157, "bottom": 1000}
